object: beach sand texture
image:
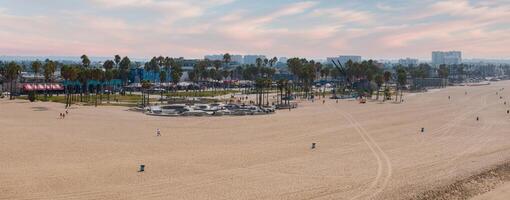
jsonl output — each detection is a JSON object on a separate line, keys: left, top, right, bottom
{"left": 1, "top": 81, "right": 510, "bottom": 200}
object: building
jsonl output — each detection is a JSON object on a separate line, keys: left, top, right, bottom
{"left": 243, "top": 55, "right": 266, "bottom": 65}
{"left": 432, "top": 51, "right": 462, "bottom": 66}
{"left": 398, "top": 58, "right": 419, "bottom": 66}
{"left": 204, "top": 54, "right": 223, "bottom": 61}
{"left": 327, "top": 55, "right": 362, "bottom": 66}
{"left": 204, "top": 54, "right": 243, "bottom": 64}
{"left": 230, "top": 55, "right": 243, "bottom": 64}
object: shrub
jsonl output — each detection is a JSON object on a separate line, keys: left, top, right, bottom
{"left": 28, "top": 92, "right": 36, "bottom": 102}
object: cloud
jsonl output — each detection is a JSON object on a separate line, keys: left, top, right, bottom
{"left": 1, "top": 0, "right": 510, "bottom": 59}
{"left": 308, "top": 7, "right": 373, "bottom": 25}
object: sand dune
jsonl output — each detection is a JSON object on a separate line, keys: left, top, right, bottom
{"left": 1, "top": 81, "right": 510, "bottom": 200}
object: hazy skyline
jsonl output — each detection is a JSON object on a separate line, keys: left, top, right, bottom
{"left": 0, "top": 0, "right": 509, "bottom": 60}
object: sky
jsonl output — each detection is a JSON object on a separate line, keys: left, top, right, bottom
{"left": 0, "top": 0, "right": 509, "bottom": 60}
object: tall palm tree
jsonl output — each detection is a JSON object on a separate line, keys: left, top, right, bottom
{"left": 43, "top": 60, "right": 56, "bottom": 100}
{"left": 31, "top": 60, "right": 42, "bottom": 98}
{"left": 223, "top": 53, "right": 231, "bottom": 67}
{"left": 383, "top": 71, "right": 391, "bottom": 101}
{"left": 438, "top": 65, "right": 449, "bottom": 87}
{"left": 141, "top": 80, "right": 151, "bottom": 107}
{"left": 4, "top": 62, "right": 21, "bottom": 100}
{"left": 77, "top": 67, "right": 91, "bottom": 102}
{"left": 396, "top": 68, "right": 407, "bottom": 102}
{"left": 269, "top": 57, "right": 277, "bottom": 68}
{"left": 119, "top": 56, "right": 131, "bottom": 87}
{"left": 80, "top": 55, "right": 91, "bottom": 100}
{"left": 159, "top": 71, "right": 166, "bottom": 103}
{"left": 103, "top": 60, "right": 115, "bottom": 102}
{"left": 256, "top": 57, "right": 263, "bottom": 68}
{"left": 374, "top": 74, "right": 383, "bottom": 100}
{"left": 114, "top": 55, "right": 121, "bottom": 68}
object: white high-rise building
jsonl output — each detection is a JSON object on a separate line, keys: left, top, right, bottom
{"left": 230, "top": 55, "right": 243, "bottom": 64}
{"left": 398, "top": 58, "right": 419, "bottom": 66}
{"left": 432, "top": 51, "right": 462, "bottom": 66}
{"left": 327, "top": 55, "right": 362, "bottom": 66}
{"left": 243, "top": 55, "right": 266, "bottom": 65}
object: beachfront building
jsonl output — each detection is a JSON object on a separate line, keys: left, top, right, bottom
{"left": 398, "top": 58, "right": 419, "bottom": 67}
{"left": 432, "top": 51, "right": 462, "bottom": 67}
{"left": 243, "top": 55, "right": 266, "bottom": 65}
{"left": 205, "top": 54, "right": 243, "bottom": 66}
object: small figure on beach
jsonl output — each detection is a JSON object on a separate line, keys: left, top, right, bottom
{"left": 476, "top": 116, "right": 479, "bottom": 121}
{"left": 322, "top": 100, "right": 325, "bottom": 104}
{"left": 59, "top": 113, "right": 63, "bottom": 119}
{"left": 311, "top": 143, "right": 316, "bottom": 149}
{"left": 336, "top": 100, "right": 338, "bottom": 103}
{"left": 156, "top": 128, "right": 161, "bottom": 136}
{"left": 421, "top": 127, "right": 424, "bottom": 133}
{"left": 448, "top": 96, "right": 450, "bottom": 100}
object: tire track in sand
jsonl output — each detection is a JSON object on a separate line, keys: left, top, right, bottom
{"left": 309, "top": 102, "right": 392, "bottom": 200}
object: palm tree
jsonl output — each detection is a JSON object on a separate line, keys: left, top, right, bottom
{"left": 141, "top": 80, "right": 151, "bottom": 107}
{"left": 396, "top": 68, "right": 407, "bottom": 102}
{"left": 438, "top": 65, "right": 449, "bottom": 87}
{"left": 256, "top": 57, "right": 263, "bottom": 68}
{"left": 4, "top": 62, "right": 21, "bottom": 100}
{"left": 31, "top": 60, "right": 42, "bottom": 98}
{"left": 81, "top": 55, "right": 91, "bottom": 68}
{"left": 114, "top": 55, "right": 121, "bottom": 68}
{"left": 90, "top": 68, "right": 103, "bottom": 106}
{"left": 43, "top": 60, "right": 56, "bottom": 100}
{"left": 374, "top": 74, "right": 383, "bottom": 100}
{"left": 61, "top": 65, "right": 72, "bottom": 106}
{"left": 159, "top": 71, "right": 167, "bottom": 103}
{"left": 80, "top": 55, "right": 91, "bottom": 100}
{"left": 103, "top": 60, "right": 115, "bottom": 102}
{"left": 223, "top": 53, "right": 231, "bottom": 67}
{"left": 163, "top": 57, "right": 173, "bottom": 92}
{"left": 383, "top": 71, "right": 391, "bottom": 101}
{"left": 269, "top": 57, "right": 277, "bottom": 68}
{"left": 77, "top": 67, "right": 91, "bottom": 102}
{"left": 119, "top": 56, "right": 131, "bottom": 88}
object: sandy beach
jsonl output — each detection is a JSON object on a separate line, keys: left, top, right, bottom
{"left": 1, "top": 81, "right": 510, "bottom": 200}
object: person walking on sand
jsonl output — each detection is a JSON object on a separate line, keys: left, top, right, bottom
{"left": 156, "top": 128, "right": 161, "bottom": 136}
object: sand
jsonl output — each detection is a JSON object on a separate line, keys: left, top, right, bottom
{"left": 1, "top": 81, "right": 510, "bottom": 200}
{"left": 472, "top": 183, "right": 510, "bottom": 200}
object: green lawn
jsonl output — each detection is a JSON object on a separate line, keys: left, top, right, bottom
{"left": 18, "top": 94, "right": 157, "bottom": 107}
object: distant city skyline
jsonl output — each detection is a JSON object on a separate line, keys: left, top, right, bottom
{"left": 0, "top": 0, "right": 509, "bottom": 60}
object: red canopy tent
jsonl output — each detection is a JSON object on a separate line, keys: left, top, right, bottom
{"left": 22, "top": 84, "right": 35, "bottom": 91}
{"left": 22, "top": 84, "right": 64, "bottom": 92}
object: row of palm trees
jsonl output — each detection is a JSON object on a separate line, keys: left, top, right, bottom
{"left": 0, "top": 52, "right": 451, "bottom": 107}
